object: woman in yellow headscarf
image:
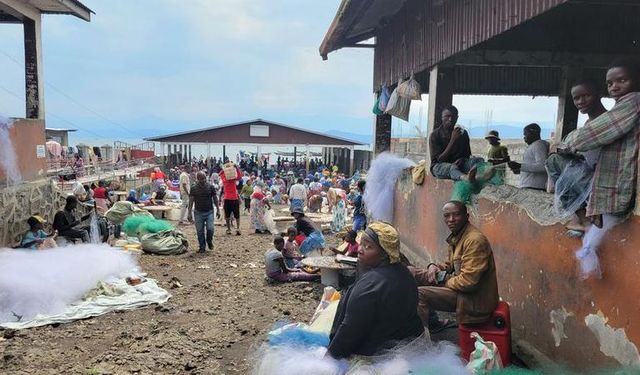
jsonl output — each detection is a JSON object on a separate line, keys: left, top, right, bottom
{"left": 326, "top": 222, "right": 424, "bottom": 359}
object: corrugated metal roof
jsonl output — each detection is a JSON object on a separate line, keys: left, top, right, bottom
{"left": 7, "top": 0, "right": 93, "bottom": 21}
{"left": 144, "top": 119, "right": 367, "bottom": 146}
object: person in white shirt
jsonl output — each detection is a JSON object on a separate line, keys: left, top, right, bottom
{"left": 508, "top": 123, "right": 549, "bottom": 190}
{"left": 288, "top": 178, "right": 308, "bottom": 212}
{"left": 179, "top": 166, "right": 192, "bottom": 225}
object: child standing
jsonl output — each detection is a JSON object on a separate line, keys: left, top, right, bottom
{"left": 264, "top": 237, "right": 319, "bottom": 282}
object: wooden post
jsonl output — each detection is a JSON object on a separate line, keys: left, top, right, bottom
{"left": 555, "top": 66, "right": 583, "bottom": 143}
{"left": 374, "top": 114, "right": 392, "bottom": 155}
{"left": 426, "top": 65, "right": 454, "bottom": 160}
{"left": 293, "top": 146, "right": 297, "bottom": 166}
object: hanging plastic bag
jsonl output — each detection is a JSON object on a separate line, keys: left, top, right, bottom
{"left": 385, "top": 80, "right": 411, "bottom": 121}
{"left": 553, "top": 158, "right": 594, "bottom": 219}
{"left": 372, "top": 93, "right": 384, "bottom": 115}
{"left": 466, "top": 332, "right": 503, "bottom": 374}
{"left": 378, "top": 84, "right": 391, "bottom": 112}
{"left": 397, "top": 73, "right": 422, "bottom": 100}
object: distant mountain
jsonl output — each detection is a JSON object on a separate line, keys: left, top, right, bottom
{"left": 467, "top": 125, "right": 553, "bottom": 139}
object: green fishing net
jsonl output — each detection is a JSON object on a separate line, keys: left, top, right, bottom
{"left": 123, "top": 215, "right": 173, "bottom": 237}
{"left": 451, "top": 162, "right": 504, "bottom": 205}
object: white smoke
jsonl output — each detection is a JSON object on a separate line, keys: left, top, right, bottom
{"left": 0, "top": 115, "right": 21, "bottom": 185}
{"left": 575, "top": 214, "right": 622, "bottom": 279}
{"left": 0, "top": 245, "right": 138, "bottom": 323}
{"left": 363, "top": 152, "right": 416, "bottom": 222}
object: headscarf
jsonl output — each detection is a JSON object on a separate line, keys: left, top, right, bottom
{"left": 127, "top": 189, "right": 137, "bottom": 199}
{"left": 364, "top": 222, "right": 400, "bottom": 264}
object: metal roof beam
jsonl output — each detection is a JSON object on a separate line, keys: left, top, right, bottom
{"left": 449, "top": 50, "right": 635, "bottom": 69}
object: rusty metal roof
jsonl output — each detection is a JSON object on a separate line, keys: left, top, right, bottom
{"left": 144, "top": 119, "right": 367, "bottom": 146}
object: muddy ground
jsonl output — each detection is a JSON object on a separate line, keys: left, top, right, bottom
{"left": 0, "top": 207, "right": 343, "bottom": 375}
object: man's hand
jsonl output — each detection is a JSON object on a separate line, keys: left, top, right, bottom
{"left": 450, "top": 127, "right": 463, "bottom": 142}
{"left": 453, "top": 158, "right": 465, "bottom": 170}
{"left": 507, "top": 161, "right": 521, "bottom": 174}
{"left": 426, "top": 264, "right": 439, "bottom": 284}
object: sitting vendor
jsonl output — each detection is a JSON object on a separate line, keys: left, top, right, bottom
{"left": 291, "top": 208, "right": 325, "bottom": 255}
{"left": 329, "top": 229, "right": 359, "bottom": 257}
{"left": 264, "top": 237, "right": 320, "bottom": 282}
{"left": 327, "top": 222, "right": 425, "bottom": 359}
{"left": 53, "top": 195, "right": 90, "bottom": 243}
{"left": 150, "top": 184, "right": 168, "bottom": 205}
{"left": 126, "top": 189, "right": 140, "bottom": 204}
{"left": 21, "top": 216, "right": 56, "bottom": 250}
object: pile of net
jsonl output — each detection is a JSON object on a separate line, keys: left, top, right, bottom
{"left": 123, "top": 216, "right": 174, "bottom": 237}
{"left": 451, "top": 162, "right": 504, "bottom": 205}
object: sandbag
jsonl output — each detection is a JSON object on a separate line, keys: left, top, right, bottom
{"left": 140, "top": 230, "right": 188, "bottom": 255}
{"left": 397, "top": 73, "right": 422, "bottom": 100}
{"left": 223, "top": 162, "right": 238, "bottom": 180}
{"left": 105, "top": 201, "right": 152, "bottom": 225}
{"left": 384, "top": 81, "right": 411, "bottom": 121}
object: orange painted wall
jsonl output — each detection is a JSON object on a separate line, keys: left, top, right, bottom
{"left": 0, "top": 119, "right": 46, "bottom": 184}
{"left": 393, "top": 173, "right": 639, "bottom": 368}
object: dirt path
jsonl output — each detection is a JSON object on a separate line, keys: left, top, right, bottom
{"left": 0, "top": 208, "right": 340, "bottom": 375}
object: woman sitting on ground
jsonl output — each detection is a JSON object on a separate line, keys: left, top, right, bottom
{"left": 21, "top": 216, "right": 57, "bottom": 250}
{"left": 264, "top": 236, "right": 320, "bottom": 283}
{"left": 291, "top": 208, "right": 325, "bottom": 255}
{"left": 327, "top": 222, "right": 426, "bottom": 359}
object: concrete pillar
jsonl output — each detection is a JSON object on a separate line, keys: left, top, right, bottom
{"left": 293, "top": 146, "right": 297, "bottom": 166}
{"left": 23, "top": 16, "right": 44, "bottom": 119}
{"left": 555, "top": 66, "right": 583, "bottom": 143}
{"left": 349, "top": 146, "right": 355, "bottom": 175}
{"left": 222, "top": 145, "right": 226, "bottom": 162}
{"left": 374, "top": 114, "right": 392, "bottom": 155}
{"left": 188, "top": 144, "right": 192, "bottom": 161}
{"left": 426, "top": 65, "right": 454, "bottom": 159}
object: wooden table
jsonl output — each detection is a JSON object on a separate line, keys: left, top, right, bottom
{"left": 141, "top": 205, "right": 173, "bottom": 219}
{"left": 301, "top": 256, "right": 356, "bottom": 287}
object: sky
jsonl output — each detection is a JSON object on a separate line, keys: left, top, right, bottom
{"left": 0, "top": 0, "right": 599, "bottom": 147}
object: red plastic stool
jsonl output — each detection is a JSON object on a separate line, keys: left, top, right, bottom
{"left": 458, "top": 301, "right": 512, "bottom": 366}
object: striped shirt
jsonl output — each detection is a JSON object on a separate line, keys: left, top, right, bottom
{"left": 565, "top": 92, "right": 640, "bottom": 216}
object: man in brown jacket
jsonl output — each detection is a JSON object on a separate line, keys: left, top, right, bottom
{"left": 410, "top": 200, "right": 499, "bottom": 330}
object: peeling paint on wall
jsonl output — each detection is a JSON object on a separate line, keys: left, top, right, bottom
{"left": 585, "top": 311, "right": 640, "bottom": 367}
{"left": 550, "top": 307, "right": 574, "bottom": 347}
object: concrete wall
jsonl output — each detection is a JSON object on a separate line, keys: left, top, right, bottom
{"left": 0, "top": 180, "right": 66, "bottom": 247}
{"left": 0, "top": 119, "right": 47, "bottom": 184}
{"left": 393, "top": 173, "right": 640, "bottom": 369}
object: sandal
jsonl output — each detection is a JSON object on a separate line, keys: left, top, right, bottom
{"left": 226, "top": 229, "right": 232, "bottom": 235}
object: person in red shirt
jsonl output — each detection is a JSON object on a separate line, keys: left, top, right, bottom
{"left": 219, "top": 164, "right": 243, "bottom": 235}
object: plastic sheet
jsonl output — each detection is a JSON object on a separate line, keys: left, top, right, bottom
{"left": 553, "top": 159, "right": 594, "bottom": 219}
{"left": 364, "top": 153, "right": 416, "bottom": 222}
{"left": 575, "top": 214, "right": 622, "bottom": 279}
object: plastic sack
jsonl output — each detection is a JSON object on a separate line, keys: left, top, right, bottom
{"left": 372, "top": 93, "right": 384, "bottom": 115}
{"left": 466, "top": 332, "right": 503, "bottom": 374}
{"left": 263, "top": 209, "right": 278, "bottom": 235}
{"left": 140, "top": 230, "right": 188, "bottom": 255}
{"left": 397, "top": 73, "right": 422, "bottom": 100}
{"left": 553, "top": 159, "right": 594, "bottom": 219}
{"left": 105, "top": 201, "right": 153, "bottom": 225}
{"left": 223, "top": 162, "right": 238, "bottom": 180}
{"left": 385, "top": 80, "right": 411, "bottom": 121}
{"left": 378, "top": 84, "right": 391, "bottom": 112}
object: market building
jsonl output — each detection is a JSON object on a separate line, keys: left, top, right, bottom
{"left": 321, "top": 0, "right": 640, "bottom": 369}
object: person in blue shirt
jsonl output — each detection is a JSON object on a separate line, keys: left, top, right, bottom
{"left": 126, "top": 189, "right": 140, "bottom": 204}
{"left": 21, "top": 216, "right": 53, "bottom": 250}
{"left": 350, "top": 179, "right": 367, "bottom": 231}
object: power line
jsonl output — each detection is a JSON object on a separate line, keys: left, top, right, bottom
{"left": 0, "top": 49, "right": 144, "bottom": 138}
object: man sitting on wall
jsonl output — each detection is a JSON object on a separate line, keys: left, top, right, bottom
{"left": 53, "top": 195, "right": 91, "bottom": 243}
{"left": 409, "top": 201, "right": 499, "bottom": 329}
{"left": 508, "top": 123, "right": 550, "bottom": 190}
{"left": 430, "top": 105, "right": 483, "bottom": 181}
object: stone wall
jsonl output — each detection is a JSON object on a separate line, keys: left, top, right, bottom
{"left": 0, "top": 180, "right": 66, "bottom": 247}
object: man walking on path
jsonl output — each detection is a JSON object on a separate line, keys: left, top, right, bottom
{"left": 189, "top": 171, "right": 220, "bottom": 253}
{"left": 219, "top": 164, "right": 243, "bottom": 236}
{"left": 179, "top": 166, "right": 191, "bottom": 225}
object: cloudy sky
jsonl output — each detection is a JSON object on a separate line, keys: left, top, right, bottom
{"left": 0, "top": 0, "right": 577, "bottom": 144}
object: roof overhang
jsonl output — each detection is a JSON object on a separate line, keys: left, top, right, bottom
{"left": 319, "top": 0, "right": 406, "bottom": 60}
{"left": 0, "top": 0, "right": 93, "bottom": 22}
